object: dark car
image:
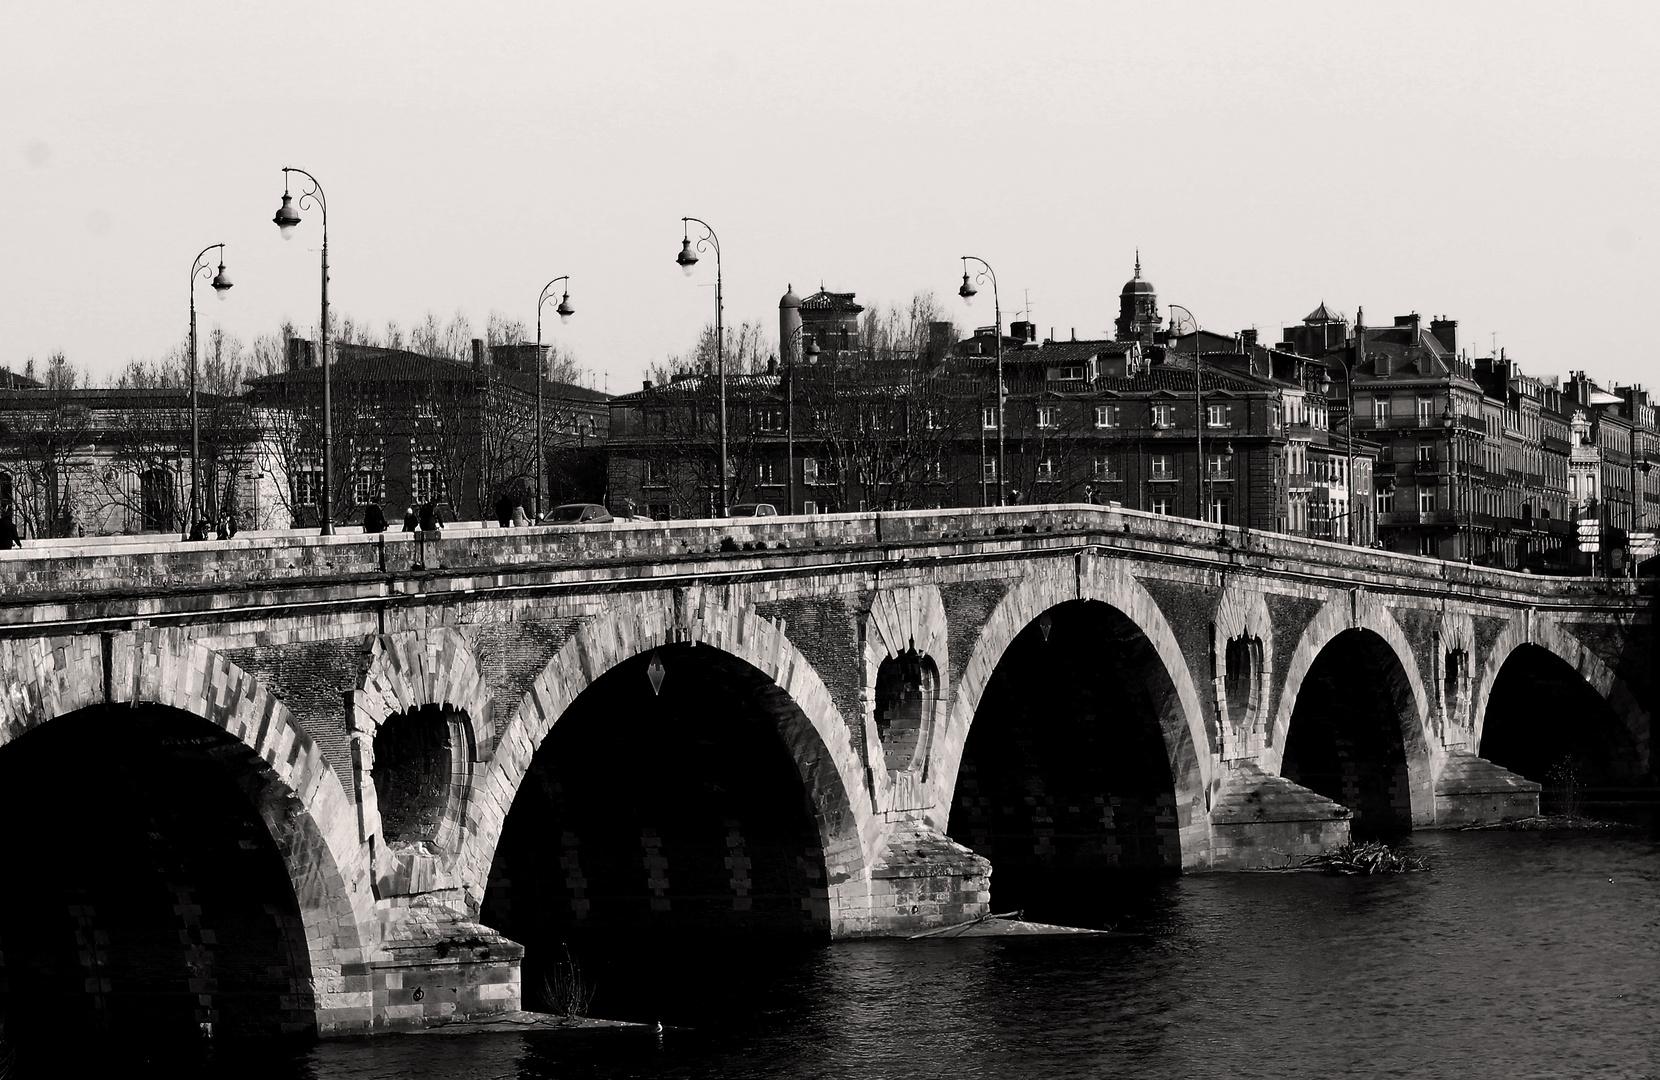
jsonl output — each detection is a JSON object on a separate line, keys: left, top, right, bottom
{"left": 547, "top": 503, "right": 614, "bottom": 524}
{"left": 728, "top": 503, "right": 778, "bottom": 517}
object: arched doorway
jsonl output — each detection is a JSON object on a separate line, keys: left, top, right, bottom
{"left": 949, "top": 600, "right": 1185, "bottom": 924}
{"left": 1281, "top": 629, "right": 1417, "bottom": 837}
{"left": 0, "top": 705, "right": 313, "bottom": 1054}
{"left": 1480, "top": 644, "right": 1646, "bottom": 816}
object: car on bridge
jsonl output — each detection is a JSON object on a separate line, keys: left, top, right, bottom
{"left": 546, "top": 503, "right": 614, "bottom": 525}
{"left": 728, "top": 503, "right": 778, "bottom": 518}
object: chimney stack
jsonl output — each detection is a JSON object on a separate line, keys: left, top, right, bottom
{"left": 471, "top": 338, "right": 486, "bottom": 371}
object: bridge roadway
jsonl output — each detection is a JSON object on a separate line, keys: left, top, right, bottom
{"left": 0, "top": 505, "right": 1650, "bottom": 1037}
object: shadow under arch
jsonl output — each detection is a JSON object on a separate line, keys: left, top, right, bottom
{"left": 1280, "top": 627, "right": 1428, "bottom": 836}
{"left": 1471, "top": 616, "right": 1651, "bottom": 782}
{"left": 461, "top": 591, "right": 875, "bottom": 936}
{"left": 1479, "top": 644, "right": 1649, "bottom": 809}
{"left": 1269, "top": 595, "right": 1434, "bottom": 828}
{"left": 928, "top": 559, "right": 1211, "bottom": 868}
{"left": 0, "top": 704, "right": 322, "bottom": 1047}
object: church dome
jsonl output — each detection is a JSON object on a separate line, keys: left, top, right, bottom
{"left": 779, "top": 284, "right": 801, "bottom": 309}
{"left": 1120, "top": 253, "right": 1155, "bottom": 296}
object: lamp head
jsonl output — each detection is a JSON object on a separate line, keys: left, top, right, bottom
{"left": 958, "top": 271, "right": 976, "bottom": 304}
{"left": 805, "top": 338, "right": 821, "bottom": 362}
{"left": 556, "top": 291, "right": 574, "bottom": 323}
{"left": 211, "top": 256, "right": 233, "bottom": 299}
{"left": 273, "top": 192, "right": 301, "bottom": 239}
{"left": 677, "top": 238, "right": 698, "bottom": 276}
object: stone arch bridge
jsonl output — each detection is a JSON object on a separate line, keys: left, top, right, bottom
{"left": 0, "top": 506, "right": 1649, "bottom": 1038}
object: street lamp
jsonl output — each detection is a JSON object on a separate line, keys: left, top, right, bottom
{"left": 1167, "top": 305, "right": 1205, "bottom": 522}
{"left": 188, "top": 243, "right": 232, "bottom": 538}
{"left": 273, "top": 167, "right": 335, "bottom": 534}
{"left": 1319, "top": 354, "right": 1359, "bottom": 544}
{"left": 784, "top": 326, "right": 820, "bottom": 514}
{"left": 958, "top": 256, "right": 1005, "bottom": 505}
{"left": 534, "top": 276, "right": 574, "bottom": 519}
{"left": 677, "top": 217, "right": 727, "bottom": 516}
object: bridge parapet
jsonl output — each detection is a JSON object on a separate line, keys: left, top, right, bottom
{"left": 0, "top": 505, "right": 1647, "bottom": 614}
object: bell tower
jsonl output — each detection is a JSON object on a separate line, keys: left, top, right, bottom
{"left": 1114, "top": 252, "right": 1160, "bottom": 344}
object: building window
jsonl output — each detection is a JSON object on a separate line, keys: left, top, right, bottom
{"left": 802, "top": 457, "right": 820, "bottom": 484}
{"left": 412, "top": 455, "right": 441, "bottom": 505}
{"left": 1418, "top": 488, "right": 1436, "bottom": 514}
{"left": 924, "top": 408, "right": 943, "bottom": 430}
{"left": 1417, "top": 398, "right": 1435, "bottom": 427}
{"left": 1375, "top": 488, "right": 1391, "bottom": 515}
{"left": 1036, "top": 457, "right": 1056, "bottom": 481}
{"left": 1094, "top": 404, "right": 1119, "bottom": 429}
{"left": 1052, "top": 365, "right": 1086, "bottom": 381}
{"left": 924, "top": 458, "right": 944, "bottom": 482}
{"left": 757, "top": 408, "right": 783, "bottom": 432}
{"left": 294, "top": 461, "right": 323, "bottom": 508}
{"left": 982, "top": 406, "right": 997, "bottom": 430}
{"left": 1419, "top": 534, "right": 1437, "bottom": 557}
{"left": 1036, "top": 405, "right": 1059, "bottom": 429}
{"left": 140, "top": 467, "right": 176, "bottom": 531}
{"left": 1207, "top": 403, "right": 1230, "bottom": 428}
{"left": 757, "top": 461, "right": 777, "bottom": 486}
{"left": 982, "top": 458, "right": 997, "bottom": 481}
{"left": 1208, "top": 496, "right": 1230, "bottom": 524}
{"left": 1152, "top": 403, "right": 1175, "bottom": 428}
{"left": 1373, "top": 399, "right": 1389, "bottom": 427}
{"left": 1208, "top": 454, "right": 1230, "bottom": 478}
{"left": 353, "top": 468, "right": 384, "bottom": 506}
{"left": 1151, "top": 496, "right": 1171, "bottom": 515}
{"left": 642, "top": 458, "right": 667, "bottom": 488}
{"left": 1150, "top": 453, "right": 1172, "bottom": 480}
{"left": 1092, "top": 457, "right": 1117, "bottom": 480}
{"left": 1417, "top": 443, "right": 1434, "bottom": 466}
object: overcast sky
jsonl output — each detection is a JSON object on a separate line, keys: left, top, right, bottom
{"left": 5, "top": 1, "right": 1656, "bottom": 393}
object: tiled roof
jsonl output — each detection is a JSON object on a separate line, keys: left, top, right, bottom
{"left": 244, "top": 348, "right": 609, "bottom": 403}
{"left": 1304, "top": 302, "right": 1344, "bottom": 324}
{"left": 800, "top": 289, "right": 863, "bottom": 313}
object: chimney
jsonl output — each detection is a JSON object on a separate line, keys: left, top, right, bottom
{"left": 286, "top": 337, "right": 315, "bottom": 370}
{"left": 471, "top": 338, "right": 486, "bottom": 370}
{"left": 1430, "top": 316, "right": 1458, "bottom": 356}
{"left": 767, "top": 356, "right": 778, "bottom": 375}
{"left": 643, "top": 379, "right": 653, "bottom": 391}
{"left": 1242, "top": 328, "right": 1258, "bottom": 349}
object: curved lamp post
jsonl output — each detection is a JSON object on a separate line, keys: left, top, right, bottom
{"left": 272, "top": 167, "right": 334, "bottom": 534}
{"left": 534, "top": 276, "right": 575, "bottom": 519}
{"left": 677, "top": 217, "right": 727, "bottom": 516}
{"left": 187, "top": 243, "right": 232, "bottom": 538}
{"left": 784, "top": 326, "right": 821, "bottom": 514}
{"left": 1166, "top": 305, "right": 1206, "bottom": 522}
{"left": 958, "top": 256, "right": 1004, "bottom": 506}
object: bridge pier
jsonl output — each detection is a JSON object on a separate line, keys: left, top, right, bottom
{"left": 1430, "top": 751, "right": 1541, "bottom": 827}
{"left": 1208, "top": 763, "right": 1353, "bottom": 869}
{"left": 842, "top": 827, "right": 991, "bottom": 936}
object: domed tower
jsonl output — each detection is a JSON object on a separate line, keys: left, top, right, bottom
{"left": 1114, "top": 253, "right": 1160, "bottom": 345}
{"left": 779, "top": 284, "right": 802, "bottom": 364}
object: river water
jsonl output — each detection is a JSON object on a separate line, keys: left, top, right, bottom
{"left": 44, "top": 828, "right": 1660, "bottom": 1080}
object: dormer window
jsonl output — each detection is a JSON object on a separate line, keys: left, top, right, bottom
{"left": 1050, "top": 365, "right": 1087, "bottom": 382}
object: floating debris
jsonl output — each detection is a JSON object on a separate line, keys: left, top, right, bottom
{"left": 1298, "top": 840, "right": 1427, "bottom": 875}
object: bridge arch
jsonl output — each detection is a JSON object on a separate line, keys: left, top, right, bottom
{"left": 460, "top": 588, "right": 876, "bottom": 935}
{"left": 0, "top": 630, "right": 374, "bottom": 1039}
{"left": 1271, "top": 593, "right": 1435, "bottom": 828}
{"left": 1472, "top": 613, "right": 1651, "bottom": 780}
{"left": 929, "top": 556, "right": 1211, "bottom": 870}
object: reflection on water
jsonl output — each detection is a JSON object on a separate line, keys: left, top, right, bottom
{"left": 17, "top": 830, "right": 1659, "bottom": 1079}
